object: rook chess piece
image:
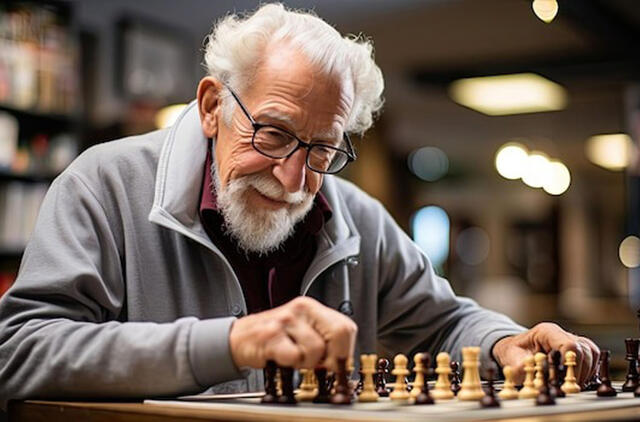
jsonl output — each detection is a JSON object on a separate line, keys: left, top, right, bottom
{"left": 519, "top": 355, "right": 538, "bottom": 399}
{"left": 596, "top": 350, "right": 617, "bottom": 397}
{"left": 330, "top": 358, "right": 352, "bottom": 404}
{"left": 432, "top": 352, "right": 454, "bottom": 400}
{"left": 560, "top": 351, "right": 580, "bottom": 394}
{"left": 450, "top": 361, "right": 461, "bottom": 395}
{"left": 480, "top": 365, "right": 500, "bottom": 408}
{"left": 261, "top": 360, "right": 279, "bottom": 403}
{"left": 498, "top": 365, "right": 518, "bottom": 400}
{"left": 536, "top": 360, "right": 556, "bottom": 406}
{"left": 458, "top": 346, "right": 485, "bottom": 401}
{"left": 390, "top": 354, "right": 411, "bottom": 401}
{"left": 376, "top": 358, "right": 390, "bottom": 397}
{"left": 358, "top": 354, "right": 379, "bottom": 402}
{"left": 414, "top": 353, "right": 435, "bottom": 405}
{"left": 548, "top": 350, "right": 565, "bottom": 398}
{"left": 622, "top": 338, "right": 640, "bottom": 392}
{"left": 277, "top": 366, "right": 297, "bottom": 405}
{"left": 313, "top": 367, "right": 331, "bottom": 403}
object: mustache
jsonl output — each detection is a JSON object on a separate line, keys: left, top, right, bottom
{"left": 233, "top": 174, "right": 310, "bottom": 205}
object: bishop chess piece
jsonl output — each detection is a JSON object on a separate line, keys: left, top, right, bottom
{"left": 519, "top": 355, "right": 538, "bottom": 399}
{"left": 622, "top": 338, "right": 640, "bottom": 392}
{"left": 432, "top": 352, "right": 454, "bottom": 400}
{"left": 277, "top": 366, "right": 297, "bottom": 404}
{"left": 410, "top": 353, "right": 425, "bottom": 398}
{"left": 376, "top": 358, "right": 390, "bottom": 397}
{"left": 313, "top": 367, "right": 331, "bottom": 403}
{"left": 450, "top": 361, "right": 461, "bottom": 395}
{"left": 560, "top": 351, "right": 580, "bottom": 394}
{"left": 498, "top": 365, "right": 518, "bottom": 400}
{"left": 414, "top": 353, "right": 435, "bottom": 405}
{"left": 596, "top": 350, "right": 617, "bottom": 397}
{"left": 358, "top": 354, "right": 379, "bottom": 402}
{"left": 458, "top": 346, "right": 485, "bottom": 401}
{"left": 261, "top": 360, "right": 279, "bottom": 403}
{"left": 390, "top": 354, "right": 411, "bottom": 401}
{"left": 536, "top": 360, "right": 556, "bottom": 406}
{"left": 480, "top": 365, "right": 500, "bottom": 408}
{"left": 330, "top": 358, "right": 352, "bottom": 404}
{"left": 549, "top": 350, "right": 565, "bottom": 398}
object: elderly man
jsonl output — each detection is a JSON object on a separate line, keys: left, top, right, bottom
{"left": 0, "top": 4, "right": 599, "bottom": 405}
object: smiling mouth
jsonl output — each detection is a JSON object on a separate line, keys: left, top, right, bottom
{"left": 250, "top": 187, "right": 289, "bottom": 208}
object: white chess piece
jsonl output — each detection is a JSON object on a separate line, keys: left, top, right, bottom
{"left": 358, "top": 354, "right": 379, "bottom": 402}
{"left": 561, "top": 350, "right": 580, "bottom": 394}
{"left": 457, "top": 347, "right": 485, "bottom": 401}
{"left": 534, "top": 352, "right": 546, "bottom": 390}
{"left": 518, "top": 355, "right": 538, "bottom": 399}
{"left": 296, "top": 368, "right": 317, "bottom": 401}
{"left": 498, "top": 365, "right": 518, "bottom": 400}
{"left": 431, "top": 352, "right": 454, "bottom": 400}
{"left": 390, "top": 354, "right": 410, "bottom": 401}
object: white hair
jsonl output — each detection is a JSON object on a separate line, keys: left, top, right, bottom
{"left": 203, "top": 3, "right": 384, "bottom": 135}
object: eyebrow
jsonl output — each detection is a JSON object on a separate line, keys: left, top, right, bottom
{"left": 255, "top": 110, "right": 341, "bottom": 142}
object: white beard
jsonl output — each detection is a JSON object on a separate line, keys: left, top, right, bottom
{"left": 212, "top": 163, "right": 315, "bottom": 255}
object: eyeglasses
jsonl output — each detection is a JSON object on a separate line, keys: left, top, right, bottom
{"left": 225, "top": 85, "right": 356, "bottom": 174}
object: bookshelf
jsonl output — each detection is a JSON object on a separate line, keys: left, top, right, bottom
{"left": 0, "top": 1, "right": 81, "bottom": 295}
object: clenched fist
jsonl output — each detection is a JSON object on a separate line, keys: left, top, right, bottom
{"left": 228, "top": 296, "right": 358, "bottom": 371}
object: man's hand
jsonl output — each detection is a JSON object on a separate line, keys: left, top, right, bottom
{"left": 228, "top": 296, "right": 357, "bottom": 371}
{"left": 492, "top": 322, "right": 600, "bottom": 387}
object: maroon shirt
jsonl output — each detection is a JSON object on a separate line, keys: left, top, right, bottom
{"left": 199, "top": 144, "right": 332, "bottom": 314}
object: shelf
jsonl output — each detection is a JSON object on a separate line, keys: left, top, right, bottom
{"left": 0, "top": 169, "right": 56, "bottom": 183}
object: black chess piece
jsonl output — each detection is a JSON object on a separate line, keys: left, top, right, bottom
{"left": 622, "top": 338, "right": 640, "bottom": 392}
{"left": 330, "top": 358, "right": 352, "bottom": 404}
{"left": 450, "top": 361, "right": 461, "bottom": 395}
{"left": 584, "top": 366, "right": 602, "bottom": 392}
{"left": 313, "top": 367, "right": 331, "bottom": 403}
{"left": 415, "top": 353, "right": 434, "bottom": 405}
{"left": 277, "top": 366, "right": 297, "bottom": 405}
{"left": 356, "top": 370, "right": 364, "bottom": 395}
{"left": 376, "top": 358, "right": 390, "bottom": 397}
{"left": 480, "top": 364, "right": 501, "bottom": 408}
{"left": 596, "top": 350, "right": 617, "bottom": 397}
{"left": 261, "top": 360, "right": 279, "bottom": 404}
{"left": 536, "top": 360, "right": 556, "bottom": 406}
{"left": 548, "top": 350, "right": 565, "bottom": 398}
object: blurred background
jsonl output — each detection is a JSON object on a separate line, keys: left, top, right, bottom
{"left": 0, "top": 0, "right": 638, "bottom": 371}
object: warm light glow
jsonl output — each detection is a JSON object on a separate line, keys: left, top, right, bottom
{"left": 449, "top": 73, "right": 568, "bottom": 116}
{"left": 543, "top": 160, "right": 570, "bottom": 195}
{"left": 586, "top": 133, "right": 633, "bottom": 171}
{"left": 155, "top": 104, "right": 188, "bottom": 129}
{"left": 495, "top": 142, "right": 529, "bottom": 180}
{"left": 522, "top": 151, "right": 550, "bottom": 188}
{"left": 532, "top": 0, "right": 558, "bottom": 23}
{"left": 619, "top": 236, "right": 640, "bottom": 268}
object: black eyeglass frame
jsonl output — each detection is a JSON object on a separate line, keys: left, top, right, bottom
{"left": 224, "top": 85, "right": 356, "bottom": 174}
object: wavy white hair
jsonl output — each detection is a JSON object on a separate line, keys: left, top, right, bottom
{"left": 203, "top": 3, "right": 384, "bottom": 135}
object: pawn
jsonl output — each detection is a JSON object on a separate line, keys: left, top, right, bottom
{"left": 534, "top": 352, "right": 547, "bottom": 390}
{"left": 596, "top": 350, "right": 617, "bottom": 397}
{"left": 410, "top": 353, "right": 425, "bottom": 398}
{"left": 277, "top": 366, "right": 297, "bottom": 405}
{"left": 390, "top": 354, "right": 411, "bottom": 401}
{"left": 548, "top": 350, "right": 565, "bottom": 398}
{"left": 376, "top": 358, "right": 390, "bottom": 397}
{"left": 414, "top": 353, "right": 435, "bottom": 405}
{"left": 622, "top": 338, "right": 640, "bottom": 392}
{"left": 261, "top": 360, "right": 279, "bottom": 404}
{"left": 480, "top": 365, "right": 501, "bottom": 408}
{"left": 519, "top": 355, "right": 538, "bottom": 399}
{"left": 432, "top": 352, "right": 454, "bottom": 400}
{"left": 450, "top": 361, "right": 461, "bottom": 395}
{"left": 560, "top": 351, "right": 580, "bottom": 394}
{"left": 313, "top": 367, "right": 331, "bottom": 404}
{"left": 296, "top": 369, "right": 317, "bottom": 401}
{"left": 498, "top": 365, "right": 518, "bottom": 400}
{"left": 536, "top": 360, "right": 556, "bottom": 406}
{"left": 330, "top": 358, "right": 352, "bottom": 404}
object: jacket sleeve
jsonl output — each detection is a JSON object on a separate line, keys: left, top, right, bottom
{"left": 373, "top": 202, "right": 527, "bottom": 368}
{"left": 0, "top": 171, "right": 242, "bottom": 408}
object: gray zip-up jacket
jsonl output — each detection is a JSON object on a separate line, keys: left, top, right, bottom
{"left": 0, "top": 102, "right": 525, "bottom": 406}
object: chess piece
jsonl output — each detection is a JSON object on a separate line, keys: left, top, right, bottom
{"left": 390, "top": 354, "right": 411, "bottom": 401}
{"left": 457, "top": 346, "right": 485, "bottom": 401}
{"left": 450, "top": 361, "right": 461, "bottom": 395}
{"left": 261, "top": 360, "right": 279, "bottom": 403}
{"left": 356, "top": 370, "right": 364, "bottom": 395}
{"left": 622, "top": 338, "right": 640, "bottom": 392}
{"left": 376, "top": 358, "right": 390, "bottom": 397}
{"left": 313, "top": 367, "right": 331, "bottom": 403}
{"left": 410, "top": 353, "right": 424, "bottom": 398}
{"left": 584, "top": 369, "right": 602, "bottom": 391}
{"left": 296, "top": 368, "right": 317, "bottom": 401}
{"left": 432, "top": 352, "right": 454, "bottom": 400}
{"left": 596, "top": 350, "right": 617, "bottom": 397}
{"left": 549, "top": 350, "right": 565, "bottom": 398}
{"left": 414, "top": 353, "right": 435, "bottom": 405}
{"left": 561, "top": 350, "right": 580, "bottom": 394}
{"left": 536, "top": 360, "right": 556, "bottom": 406}
{"left": 330, "top": 358, "right": 352, "bottom": 404}
{"left": 498, "top": 365, "right": 518, "bottom": 400}
{"left": 519, "top": 355, "right": 538, "bottom": 399}
{"left": 534, "top": 352, "right": 547, "bottom": 390}
{"left": 277, "top": 366, "right": 297, "bottom": 404}
{"left": 480, "top": 365, "right": 500, "bottom": 408}
{"left": 358, "top": 354, "right": 379, "bottom": 402}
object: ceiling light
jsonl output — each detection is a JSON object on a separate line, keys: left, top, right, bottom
{"left": 449, "top": 73, "right": 568, "bottom": 116}
{"left": 532, "top": 0, "right": 559, "bottom": 23}
{"left": 495, "top": 142, "right": 529, "bottom": 180}
{"left": 619, "top": 236, "right": 640, "bottom": 269}
{"left": 585, "top": 133, "right": 633, "bottom": 171}
{"left": 543, "top": 160, "right": 570, "bottom": 195}
{"left": 155, "top": 104, "right": 188, "bottom": 129}
{"left": 522, "top": 151, "right": 550, "bottom": 188}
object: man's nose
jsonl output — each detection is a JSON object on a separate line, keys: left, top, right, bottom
{"left": 272, "top": 148, "right": 307, "bottom": 193}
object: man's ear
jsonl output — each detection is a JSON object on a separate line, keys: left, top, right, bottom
{"left": 197, "top": 76, "right": 223, "bottom": 138}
